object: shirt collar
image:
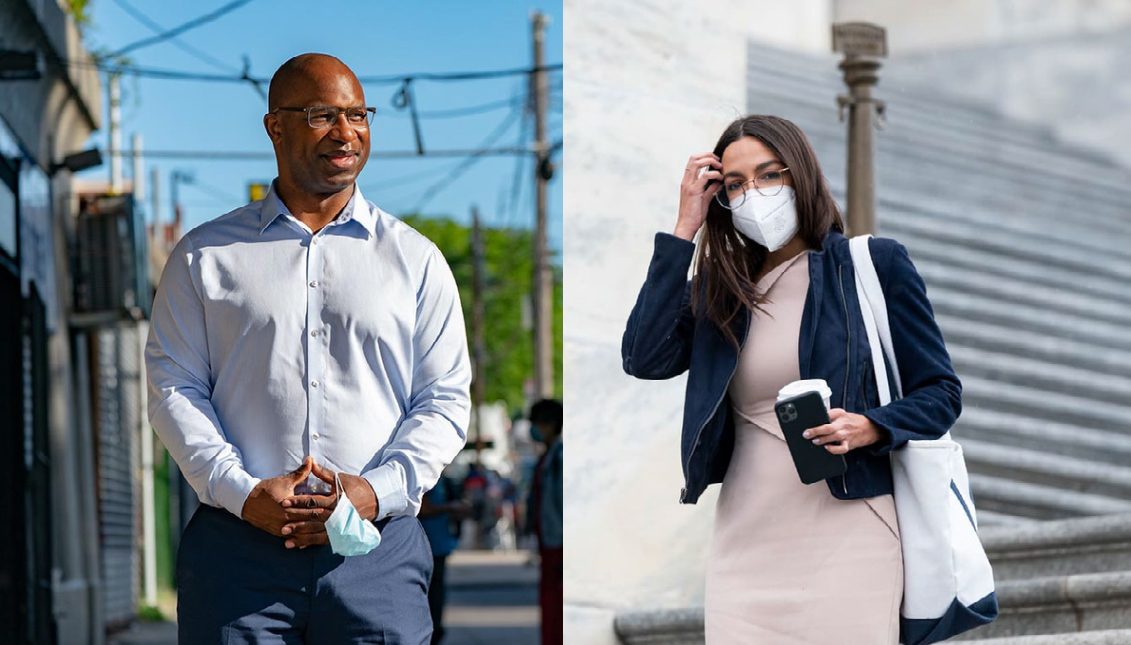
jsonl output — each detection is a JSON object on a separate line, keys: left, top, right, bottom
{"left": 259, "top": 181, "right": 377, "bottom": 238}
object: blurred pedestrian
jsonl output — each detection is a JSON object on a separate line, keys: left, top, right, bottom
{"left": 527, "top": 399, "right": 563, "bottom": 645}
{"left": 146, "top": 53, "right": 471, "bottom": 644}
{"left": 462, "top": 463, "right": 488, "bottom": 548}
{"left": 420, "top": 475, "right": 470, "bottom": 645}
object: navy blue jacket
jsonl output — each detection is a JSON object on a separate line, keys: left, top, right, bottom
{"left": 621, "top": 229, "right": 962, "bottom": 504}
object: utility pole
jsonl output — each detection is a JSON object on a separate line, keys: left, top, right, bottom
{"left": 470, "top": 206, "right": 487, "bottom": 464}
{"left": 531, "top": 11, "right": 554, "bottom": 400}
{"left": 131, "top": 134, "right": 144, "bottom": 203}
{"left": 170, "top": 170, "right": 193, "bottom": 241}
{"left": 131, "top": 131, "right": 157, "bottom": 608}
{"left": 150, "top": 167, "right": 161, "bottom": 251}
{"left": 833, "top": 22, "right": 887, "bottom": 237}
{"left": 109, "top": 74, "right": 123, "bottom": 193}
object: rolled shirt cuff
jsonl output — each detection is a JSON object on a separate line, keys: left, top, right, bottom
{"left": 362, "top": 464, "right": 408, "bottom": 520}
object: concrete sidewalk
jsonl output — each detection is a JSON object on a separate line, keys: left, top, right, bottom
{"left": 106, "top": 549, "right": 542, "bottom": 645}
{"left": 441, "top": 550, "right": 542, "bottom": 645}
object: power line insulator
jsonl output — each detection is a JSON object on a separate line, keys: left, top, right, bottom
{"left": 538, "top": 156, "right": 554, "bottom": 181}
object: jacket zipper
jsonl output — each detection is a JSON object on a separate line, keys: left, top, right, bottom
{"left": 681, "top": 328, "right": 743, "bottom": 503}
{"left": 837, "top": 264, "right": 849, "bottom": 495}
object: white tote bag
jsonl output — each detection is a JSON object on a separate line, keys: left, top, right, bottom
{"left": 849, "top": 235, "right": 998, "bottom": 645}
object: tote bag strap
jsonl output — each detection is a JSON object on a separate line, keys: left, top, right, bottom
{"left": 849, "top": 235, "right": 903, "bottom": 402}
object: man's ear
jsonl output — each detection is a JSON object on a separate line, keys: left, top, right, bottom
{"left": 264, "top": 113, "right": 283, "bottom": 143}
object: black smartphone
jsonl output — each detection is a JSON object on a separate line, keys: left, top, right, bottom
{"left": 774, "top": 390, "right": 848, "bottom": 485}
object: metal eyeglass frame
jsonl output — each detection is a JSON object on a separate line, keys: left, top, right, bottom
{"left": 271, "top": 106, "right": 377, "bottom": 129}
{"left": 715, "top": 167, "right": 791, "bottom": 210}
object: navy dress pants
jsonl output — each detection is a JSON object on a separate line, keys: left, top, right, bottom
{"left": 176, "top": 503, "right": 434, "bottom": 644}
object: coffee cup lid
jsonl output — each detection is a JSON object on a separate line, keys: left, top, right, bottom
{"left": 777, "top": 379, "right": 832, "bottom": 402}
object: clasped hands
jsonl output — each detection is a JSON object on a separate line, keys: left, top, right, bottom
{"left": 802, "top": 408, "right": 885, "bottom": 455}
{"left": 240, "top": 456, "right": 379, "bottom": 549}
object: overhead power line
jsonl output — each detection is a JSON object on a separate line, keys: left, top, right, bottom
{"left": 112, "top": 0, "right": 256, "bottom": 56}
{"left": 62, "top": 54, "right": 563, "bottom": 86}
{"left": 108, "top": 147, "right": 540, "bottom": 160}
{"left": 411, "top": 95, "right": 523, "bottom": 119}
{"left": 187, "top": 178, "right": 242, "bottom": 204}
{"left": 412, "top": 106, "right": 525, "bottom": 213}
{"left": 110, "top": 0, "right": 241, "bottom": 74}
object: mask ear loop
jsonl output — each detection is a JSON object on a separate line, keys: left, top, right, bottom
{"left": 333, "top": 472, "right": 342, "bottom": 504}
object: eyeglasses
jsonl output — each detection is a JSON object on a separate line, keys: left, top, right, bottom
{"left": 715, "top": 167, "right": 791, "bottom": 209}
{"left": 271, "top": 106, "right": 377, "bottom": 129}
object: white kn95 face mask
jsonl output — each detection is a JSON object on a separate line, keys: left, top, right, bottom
{"left": 729, "top": 185, "right": 799, "bottom": 252}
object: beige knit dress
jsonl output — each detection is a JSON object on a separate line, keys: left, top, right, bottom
{"left": 703, "top": 250, "right": 903, "bottom": 644}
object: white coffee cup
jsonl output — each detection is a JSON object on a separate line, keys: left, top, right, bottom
{"left": 777, "top": 379, "right": 832, "bottom": 411}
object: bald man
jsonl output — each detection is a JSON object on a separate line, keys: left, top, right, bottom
{"left": 146, "top": 53, "right": 471, "bottom": 644}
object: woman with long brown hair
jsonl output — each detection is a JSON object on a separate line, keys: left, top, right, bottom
{"left": 622, "top": 115, "right": 962, "bottom": 643}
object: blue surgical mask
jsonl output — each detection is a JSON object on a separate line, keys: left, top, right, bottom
{"left": 529, "top": 423, "right": 544, "bottom": 443}
{"left": 325, "top": 472, "right": 383, "bottom": 556}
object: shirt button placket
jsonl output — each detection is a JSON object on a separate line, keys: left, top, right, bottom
{"left": 307, "top": 235, "right": 326, "bottom": 460}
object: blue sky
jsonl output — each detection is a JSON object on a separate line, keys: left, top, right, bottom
{"left": 77, "top": 1, "right": 563, "bottom": 256}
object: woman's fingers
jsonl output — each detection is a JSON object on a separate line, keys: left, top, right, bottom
{"left": 802, "top": 423, "right": 833, "bottom": 440}
{"left": 804, "top": 423, "right": 846, "bottom": 446}
{"left": 689, "top": 170, "right": 723, "bottom": 194}
{"left": 825, "top": 440, "right": 851, "bottom": 455}
{"left": 683, "top": 154, "right": 722, "bottom": 176}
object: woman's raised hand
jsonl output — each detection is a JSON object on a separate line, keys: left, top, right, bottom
{"left": 674, "top": 153, "right": 723, "bottom": 241}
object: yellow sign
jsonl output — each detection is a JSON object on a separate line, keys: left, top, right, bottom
{"left": 248, "top": 183, "right": 270, "bottom": 202}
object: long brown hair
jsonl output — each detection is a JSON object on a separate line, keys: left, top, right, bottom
{"left": 691, "top": 115, "right": 844, "bottom": 348}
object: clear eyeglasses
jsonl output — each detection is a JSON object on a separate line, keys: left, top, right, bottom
{"left": 715, "top": 167, "right": 791, "bottom": 210}
{"left": 272, "top": 106, "right": 377, "bottom": 129}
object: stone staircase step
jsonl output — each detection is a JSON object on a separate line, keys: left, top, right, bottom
{"left": 746, "top": 91, "right": 1131, "bottom": 227}
{"left": 960, "top": 438, "right": 1131, "bottom": 501}
{"left": 958, "top": 376, "right": 1131, "bottom": 432}
{"left": 893, "top": 232, "right": 1131, "bottom": 314}
{"left": 852, "top": 140, "right": 1131, "bottom": 242}
{"left": 980, "top": 514, "right": 1131, "bottom": 582}
{"left": 931, "top": 290, "right": 1131, "bottom": 356}
{"left": 614, "top": 608, "right": 703, "bottom": 645}
{"left": 938, "top": 318, "right": 1131, "bottom": 382}
{"left": 952, "top": 408, "right": 1131, "bottom": 469}
{"left": 749, "top": 40, "right": 1123, "bottom": 170}
{"left": 968, "top": 474, "right": 1131, "bottom": 520}
{"left": 875, "top": 151, "right": 1131, "bottom": 237}
{"left": 976, "top": 510, "right": 1040, "bottom": 527}
{"left": 948, "top": 346, "right": 1131, "bottom": 407}
{"left": 874, "top": 191, "right": 1131, "bottom": 280}
{"left": 746, "top": 67, "right": 1131, "bottom": 213}
{"left": 915, "top": 262, "right": 1131, "bottom": 330}
{"left": 958, "top": 629, "right": 1131, "bottom": 644}
{"left": 956, "top": 571, "right": 1131, "bottom": 640}
{"left": 747, "top": 56, "right": 1131, "bottom": 190}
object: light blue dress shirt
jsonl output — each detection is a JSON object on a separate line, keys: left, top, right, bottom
{"left": 145, "top": 182, "right": 471, "bottom": 520}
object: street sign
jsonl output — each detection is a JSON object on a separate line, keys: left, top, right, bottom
{"left": 248, "top": 182, "right": 269, "bottom": 202}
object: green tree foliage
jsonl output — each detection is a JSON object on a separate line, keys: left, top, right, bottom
{"left": 402, "top": 215, "right": 563, "bottom": 414}
{"left": 64, "top": 0, "right": 93, "bottom": 28}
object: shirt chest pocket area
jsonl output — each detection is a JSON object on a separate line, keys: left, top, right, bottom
{"left": 198, "top": 260, "right": 308, "bottom": 337}
{"left": 316, "top": 274, "right": 413, "bottom": 344}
